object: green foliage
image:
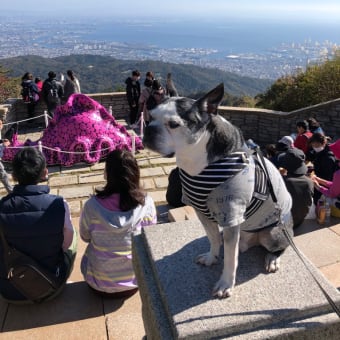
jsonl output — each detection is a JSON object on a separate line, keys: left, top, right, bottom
{"left": 256, "top": 52, "right": 340, "bottom": 111}
{"left": 0, "top": 66, "right": 21, "bottom": 103}
{"left": 0, "top": 55, "right": 271, "bottom": 98}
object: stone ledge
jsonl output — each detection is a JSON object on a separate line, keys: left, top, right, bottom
{"left": 168, "top": 206, "right": 199, "bottom": 222}
{"left": 133, "top": 220, "right": 340, "bottom": 339}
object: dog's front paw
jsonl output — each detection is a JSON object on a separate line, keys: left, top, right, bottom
{"left": 212, "top": 279, "right": 233, "bottom": 299}
{"left": 195, "top": 252, "right": 218, "bottom": 266}
{"left": 265, "top": 253, "right": 281, "bottom": 272}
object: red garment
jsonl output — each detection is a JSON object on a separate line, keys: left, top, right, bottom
{"left": 35, "top": 80, "right": 43, "bottom": 100}
{"left": 294, "top": 131, "right": 313, "bottom": 154}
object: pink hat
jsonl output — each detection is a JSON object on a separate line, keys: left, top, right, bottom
{"left": 329, "top": 139, "right": 340, "bottom": 159}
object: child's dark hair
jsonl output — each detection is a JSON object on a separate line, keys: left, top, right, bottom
{"left": 296, "top": 120, "right": 309, "bottom": 131}
{"left": 96, "top": 149, "right": 145, "bottom": 211}
{"left": 12, "top": 147, "right": 46, "bottom": 185}
{"left": 309, "top": 132, "right": 327, "bottom": 145}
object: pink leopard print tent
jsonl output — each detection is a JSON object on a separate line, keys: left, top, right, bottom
{"left": 3, "top": 94, "right": 143, "bottom": 166}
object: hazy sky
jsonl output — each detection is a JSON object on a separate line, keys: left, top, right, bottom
{"left": 3, "top": 0, "right": 340, "bottom": 22}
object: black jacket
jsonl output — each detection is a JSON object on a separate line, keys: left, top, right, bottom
{"left": 125, "top": 77, "right": 140, "bottom": 107}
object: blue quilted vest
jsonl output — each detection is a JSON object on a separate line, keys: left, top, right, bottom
{"left": 0, "top": 185, "right": 66, "bottom": 300}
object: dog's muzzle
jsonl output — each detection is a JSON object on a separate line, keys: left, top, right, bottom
{"left": 143, "top": 124, "right": 175, "bottom": 157}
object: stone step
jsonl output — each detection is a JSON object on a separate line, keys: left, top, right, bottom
{"left": 133, "top": 220, "right": 340, "bottom": 339}
{"left": 0, "top": 148, "right": 177, "bottom": 217}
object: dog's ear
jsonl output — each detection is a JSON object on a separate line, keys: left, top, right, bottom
{"left": 195, "top": 83, "right": 224, "bottom": 116}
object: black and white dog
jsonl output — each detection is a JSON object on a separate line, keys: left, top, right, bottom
{"left": 143, "top": 83, "right": 293, "bottom": 298}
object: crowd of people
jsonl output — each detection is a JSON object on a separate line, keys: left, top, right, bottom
{"left": 262, "top": 119, "right": 340, "bottom": 226}
{"left": 21, "top": 70, "right": 81, "bottom": 120}
{"left": 0, "top": 70, "right": 339, "bottom": 305}
{"left": 125, "top": 70, "right": 176, "bottom": 128}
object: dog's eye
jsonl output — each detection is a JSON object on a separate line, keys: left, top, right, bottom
{"left": 168, "top": 121, "right": 180, "bottom": 129}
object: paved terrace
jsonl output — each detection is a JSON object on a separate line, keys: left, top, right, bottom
{"left": 0, "top": 121, "right": 340, "bottom": 339}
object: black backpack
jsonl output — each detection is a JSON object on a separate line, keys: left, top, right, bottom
{"left": 47, "top": 80, "right": 60, "bottom": 104}
{"left": 21, "top": 83, "right": 37, "bottom": 104}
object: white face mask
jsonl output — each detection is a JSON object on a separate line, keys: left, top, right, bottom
{"left": 313, "top": 146, "right": 324, "bottom": 153}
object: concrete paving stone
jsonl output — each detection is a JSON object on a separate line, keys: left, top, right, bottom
{"left": 49, "top": 188, "right": 58, "bottom": 195}
{"left": 46, "top": 165, "right": 62, "bottom": 175}
{"left": 154, "top": 176, "right": 169, "bottom": 189}
{"left": 104, "top": 292, "right": 146, "bottom": 340}
{"left": 59, "top": 185, "right": 94, "bottom": 199}
{"left": 141, "top": 178, "right": 155, "bottom": 190}
{"left": 60, "top": 164, "right": 91, "bottom": 174}
{"left": 330, "top": 222, "right": 340, "bottom": 236}
{"left": 1, "top": 283, "right": 107, "bottom": 339}
{"left": 140, "top": 167, "right": 165, "bottom": 178}
{"left": 78, "top": 172, "right": 105, "bottom": 184}
{"left": 294, "top": 227, "right": 340, "bottom": 268}
{"left": 149, "top": 156, "right": 176, "bottom": 165}
{"left": 320, "top": 262, "right": 340, "bottom": 289}
{"left": 89, "top": 161, "right": 105, "bottom": 171}
{"left": 163, "top": 165, "right": 177, "bottom": 175}
{"left": 69, "top": 236, "right": 87, "bottom": 283}
{"left": 48, "top": 174, "right": 78, "bottom": 187}
{"left": 137, "top": 158, "right": 151, "bottom": 168}
{"left": 148, "top": 190, "right": 167, "bottom": 205}
{"left": 68, "top": 200, "right": 81, "bottom": 217}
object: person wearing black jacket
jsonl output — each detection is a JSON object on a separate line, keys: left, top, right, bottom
{"left": 125, "top": 70, "right": 141, "bottom": 127}
{"left": 307, "top": 133, "right": 338, "bottom": 204}
{"left": 42, "top": 71, "right": 64, "bottom": 117}
{"left": 21, "top": 72, "right": 40, "bottom": 121}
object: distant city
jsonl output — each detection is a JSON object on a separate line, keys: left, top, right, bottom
{"left": 0, "top": 16, "right": 339, "bottom": 80}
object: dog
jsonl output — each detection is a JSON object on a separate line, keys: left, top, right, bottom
{"left": 143, "top": 83, "right": 294, "bottom": 298}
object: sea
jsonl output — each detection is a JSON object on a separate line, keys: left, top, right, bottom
{"left": 84, "top": 17, "right": 340, "bottom": 55}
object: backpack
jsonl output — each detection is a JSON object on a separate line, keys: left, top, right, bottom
{"left": 47, "top": 80, "right": 60, "bottom": 104}
{"left": 0, "top": 227, "right": 61, "bottom": 303}
{"left": 21, "top": 83, "right": 38, "bottom": 104}
{"left": 146, "top": 91, "right": 158, "bottom": 111}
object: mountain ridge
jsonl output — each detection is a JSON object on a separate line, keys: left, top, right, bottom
{"left": 1, "top": 54, "right": 272, "bottom": 97}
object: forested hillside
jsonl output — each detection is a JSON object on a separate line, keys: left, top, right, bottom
{"left": 0, "top": 54, "right": 271, "bottom": 97}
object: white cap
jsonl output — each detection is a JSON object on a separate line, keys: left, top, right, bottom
{"left": 278, "top": 136, "right": 294, "bottom": 147}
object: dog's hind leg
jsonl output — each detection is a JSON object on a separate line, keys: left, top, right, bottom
{"left": 213, "top": 225, "right": 240, "bottom": 298}
{"left": 259, "top": 217, "right": 294, "bottom": 273}
{"left": 195, "top": 213, "right": 222, "bottom": 266}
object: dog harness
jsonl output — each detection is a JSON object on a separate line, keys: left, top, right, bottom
{"left": 179, "top": 151, "right": 269, "bottom": 222}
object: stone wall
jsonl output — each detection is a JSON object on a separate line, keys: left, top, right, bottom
{"left": 2, "top": 93, "right": 340, "bottom": 146}
{"left": 2, "top": 92, "right": 130, "bottom": 132}
{"left": 218, "top": 98, "right": 340, "bottom": 145}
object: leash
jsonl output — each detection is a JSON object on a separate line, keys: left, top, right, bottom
{"left": 255, "top": 147, "right": 340, "bottom": 318}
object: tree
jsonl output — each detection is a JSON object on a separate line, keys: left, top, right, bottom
{"left": 256, "top": 52, "right": 340, "bottom": 111}
{"left": 0, "top": 66, "right": 21, "bottom": 103}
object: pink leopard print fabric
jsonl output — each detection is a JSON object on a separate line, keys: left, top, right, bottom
{"left": 3, "top": 94, "right": 143, "bottom": 166}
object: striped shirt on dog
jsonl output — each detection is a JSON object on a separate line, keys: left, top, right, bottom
{"left": 179, "top": 152, "right": 268, "bottom": 222}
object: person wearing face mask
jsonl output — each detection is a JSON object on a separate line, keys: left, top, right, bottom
{"left": 311, "top": 138, "right": 340, "bottom": 216}
{"left": 308, "top": 133, "right": 338, "bottom": 204}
